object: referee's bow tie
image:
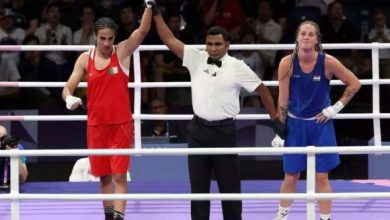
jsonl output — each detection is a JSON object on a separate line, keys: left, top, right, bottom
{"left": 207, "top": 57, "right": 222, "bottom": 67}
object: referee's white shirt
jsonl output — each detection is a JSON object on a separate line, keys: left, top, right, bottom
{"left": 183, "top": 45, "right": 262, "bottom": 121}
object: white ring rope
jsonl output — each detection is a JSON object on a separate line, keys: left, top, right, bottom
{"left": 0, "top": 79, "right": 390, "bottom": 88}
{"left": 2, "top": 192, "right": 390, "bottom": 201}
{"left": 1, "top": 43, "right": 389, "bottom": 220}
{"left": 0, "top": 146, "right": 390, "bottom": 157}
{"left": 2, "top": 42, "right": 390, "bottom": 51}
{"left": 1, "top": 113, "right": 390, "bottom": 122}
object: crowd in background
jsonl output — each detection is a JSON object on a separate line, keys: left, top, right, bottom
{"left": 0, "top": 0, "right": 390, "bottom": 144}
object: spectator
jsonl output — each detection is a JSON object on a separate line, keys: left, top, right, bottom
{"left": 153, "top": 13, "right": 192, "bottom": 107}
{"left": 295, "top": 0, "right": 334, "bottom": 16}
{"left": 202, "top": 0, "right": 245, "bottom": 43}
{"left": 233, "top": 30, "right": 265, "bottom": 106}
{"left": 57, "top": 0, "right": 93, "bottom": 32}
{"left": 0, "top": 125, "right": 28, "bottom": 185}
{"left": 35, "top": 2, "right": 73, "bottom": 81}
{"left": 234, "top": 30, "right": 264, "bottom": 79}
{"left": 368, "top": 9, "right": 390, "bottom": 80}
{"left": 0, "top": 8, "right": 25, "bottom": 44}
{"left": 320, "top": 0, "right": 360, "bottom": 70}
{"left": 253, "top": 0, "right": 282, "bottom": 80}
{"left": 2, "top": 0, "right": 41, "bottom": 34}
{"left": 141, "top": 98, "right": 188, "bottom": 143}
{"left": 94, "top": 0, "right": 120, "bottom": 23}
{"left": 179, "top": 0, "right": 205, "bottom": 43}
{"left": 367, "top": 9, "right": 390, "bottom": 114}
{"left": 18, "top": 34, "right": 61, "bottom": 109}
{"left": 0, "top": 8, "right": 25, "bottom": 64}
{"left": 0, "top": 37, "right": 21, "bottom": 109}
{"left": 73, "top": 5, "right": 95, "bottom": 45}
{"left": 114, "top": 4, "right": 138, "bottom": 44}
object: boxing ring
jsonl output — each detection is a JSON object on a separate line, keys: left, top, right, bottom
{"left": 1, "top": 43, "right": 390, "bottom": 220}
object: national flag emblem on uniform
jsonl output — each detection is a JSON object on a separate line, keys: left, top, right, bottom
{"left": 108, "top": 67, "right": 118, "bottom": 75}
{"left": 313, "top": 75, "right": 321, "bottom": 81}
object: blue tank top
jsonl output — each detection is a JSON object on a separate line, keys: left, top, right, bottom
{"left": 288, "top": 52, "right": 331, "bottom": 118}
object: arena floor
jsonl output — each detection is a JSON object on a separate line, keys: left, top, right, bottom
{"left": 1, "top": 180, "right": 390, "bottom": 219}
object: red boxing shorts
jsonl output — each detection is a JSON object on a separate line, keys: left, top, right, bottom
{"left": 87, "top": 122, "right": 134, "bottom": 177}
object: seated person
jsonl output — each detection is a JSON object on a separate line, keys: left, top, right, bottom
{"left": 141, "top": 98, "right": 188, "bottom": 143}
{"left": 0, "top": 38, "right": 21, "bottom": 109}
{"left": 0, "top": 125, "right": 28, "bottom": 185}
{"left": 69, "top": 157, "right": 130, "bottom": 182}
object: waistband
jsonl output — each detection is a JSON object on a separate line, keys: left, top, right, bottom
{"left": 288, "top": 112, "right": 317, "bottom": 120}
{"left": 193, "top": 115, "right": 234, "bottom": 127}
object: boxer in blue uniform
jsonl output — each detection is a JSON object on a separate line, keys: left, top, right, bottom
{"left": 273, "top": 20, "right": 361, "bottom": 220}
{"left": 285, "top": 51, "right": 339, "bottom": 173}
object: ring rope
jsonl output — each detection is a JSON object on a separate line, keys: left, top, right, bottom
{"left": 0, "top": 42, "right": 388, "bottom": 220}
{"left": 0, "top": 146, "right": 390, "bottom": 157}
{"left": 0, "top": 113, "right": 389, "bottom": 122}
{"left": 1, "top": 192, "right": 390, "bottom": 201}
{"left": 0, "top": 79, "right": 389, "bottom": 88}
{"left": 2, "top": 42, "right": 390, "bottom": 51}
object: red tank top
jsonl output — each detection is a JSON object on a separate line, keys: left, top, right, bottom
{"left": 86, "top": 47, "right": 132, "bottom": 125}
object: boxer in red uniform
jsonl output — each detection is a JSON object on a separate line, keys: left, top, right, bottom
{"left": 62, "top": 2, "right": 153, "bottom": 219}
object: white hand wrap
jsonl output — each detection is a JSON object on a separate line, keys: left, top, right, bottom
{"left": 271, "top": 135, "right": 285, "bottom": 148}
{"left": 65, "top": 95, "right": 82, "bottom": 110}
{"left": 145, "top": 0, "right": 151, "bottom": 7}
{"left": 322, "top": 101, "right": 344, "bottom": 119}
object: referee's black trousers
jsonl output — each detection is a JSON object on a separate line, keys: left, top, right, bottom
{"left": 188, "top": 116, "right": 241, "bottom": 220}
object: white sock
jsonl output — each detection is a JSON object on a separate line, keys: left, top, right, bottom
{"left": 320, "top": 213, "right": 331, "bottom": 220}
{"left": 277, "top": 205, "right": 290, "bottom": 219}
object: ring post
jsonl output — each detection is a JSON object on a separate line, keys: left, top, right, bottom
{"left": 306, "top": 145, "right": 316, "bottom": 220}
{"left": 10, "top": 149, "right": 20, "bottom": 220}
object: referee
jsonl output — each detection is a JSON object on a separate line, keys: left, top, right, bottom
{"left": 147, "top": 2, "right": 285, "bottom": 220}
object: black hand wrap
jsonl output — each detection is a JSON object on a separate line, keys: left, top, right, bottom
{"left": 147, "top": 0, "right": 160, "bottom": 16}
{"left": 270, "top": 119, "right": 287, "bottom": 139}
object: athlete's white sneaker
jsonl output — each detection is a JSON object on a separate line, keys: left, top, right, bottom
{"left": 273, "top": 213, "right": 288, "bottom": 220}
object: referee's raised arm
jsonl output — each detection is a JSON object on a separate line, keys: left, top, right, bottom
{"left": 149, "top": 0, "right": 185, "bottom": 60}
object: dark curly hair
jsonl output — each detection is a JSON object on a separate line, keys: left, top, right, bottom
{"left": 94, "top": 17, "right": 118, "bottom": 34}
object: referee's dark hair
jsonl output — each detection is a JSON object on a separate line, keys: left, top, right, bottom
{"left": 94, "top": 17, "right": 118, "bottom": 34}
{"left": 207, "top": 26, "right": 230, "bottom": 42}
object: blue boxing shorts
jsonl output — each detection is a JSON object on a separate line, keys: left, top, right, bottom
{"left": 283, "top": 115, "right": 340, "bottom": 174}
